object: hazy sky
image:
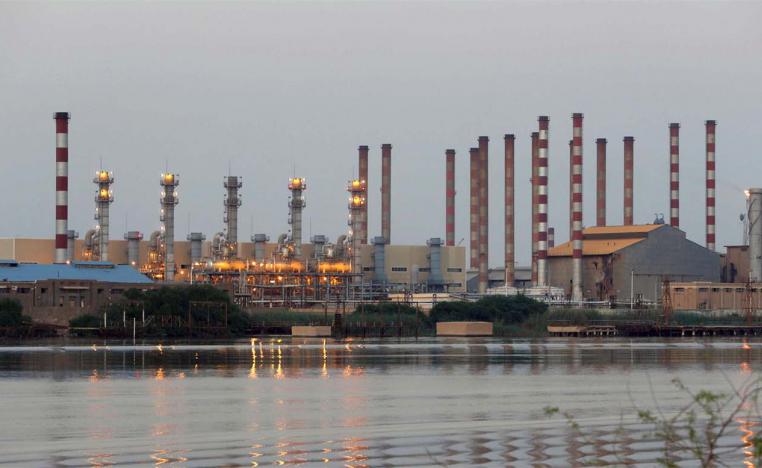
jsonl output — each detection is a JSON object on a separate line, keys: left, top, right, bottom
{"left": 1, "top": 1, "right": 761, "bottom": 266}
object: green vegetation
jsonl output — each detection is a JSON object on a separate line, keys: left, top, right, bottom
{"left": 429, "top": 295, "right": 548, "bottom": 336}
{"left": 247, "top": 309, "right": 327, "bottom": 327}
{"left": 0, "top": 299, "right": 31, "bottom": 327}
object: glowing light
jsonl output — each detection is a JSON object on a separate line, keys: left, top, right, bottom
{"left": 156, "top": 344, "right": 163, "bottom": 353}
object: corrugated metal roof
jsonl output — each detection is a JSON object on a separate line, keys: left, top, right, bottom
{"left": 0, "top": 262, "right": 153, "bottom": 284}
{"left": 583, "top": 225, "right": 662, "bottom": 235}
{"left": 549, "top": 238, "right": 645, "bottom": 256}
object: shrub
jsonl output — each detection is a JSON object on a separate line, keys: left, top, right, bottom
{"left": 0, "top": 299, "right": 30, "bottom": 327}
{"left": 429, "top": 295, "right": 547, "bottom": 324}
{"left": 69, "top": 314, "right": 102, "bottom": 328}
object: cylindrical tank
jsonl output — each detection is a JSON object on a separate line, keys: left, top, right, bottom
{"left": 252, "top": 234, "right": 269, "bottom": 262}
{"left": 427, "top": 237, "right": 444, "bottom": 288}
{"left": 372, "top": 236, "right": 386, "bottom": 283}
{"left": 748, "top": 188, "right": 762, "bottom": 282}
{"left": 125, "top": 231, "right": 143, "bottom": 267}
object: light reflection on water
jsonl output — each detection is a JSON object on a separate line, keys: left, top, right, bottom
{"left": 0, "top": 337, "right": 760, "bottom": 466}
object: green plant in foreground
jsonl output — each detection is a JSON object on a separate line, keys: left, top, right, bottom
{"left": 544, "top": 378, "right": 762, "bottom": 467}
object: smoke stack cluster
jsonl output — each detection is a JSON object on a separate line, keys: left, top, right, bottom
{"left": 571, "top": 113, "right": 584, "bottom": 302}
{"left": 54, "top": 112, "right": 70, "bottom": 263}
{"left": 706, "top": 121, "right": 717, "bottom": 251}
{"left": 669, "top": 123, "right": 680, "bottom": 228}
{"left": 504, "top": 135, "right": 515, "bottom": 286}
{"left": 381, "top": 144, "right": 392, "bottom": 244}
{"left": 596, "top": 138, "right": 607, "bottom": 227}
{"left": 445, "top": 149, "right": 456, "bottom": 247}
{"left": 623, "top": 136, "right": 635, "bottom": 225}
{"left": 478, "top": 136, "right": 489, "bottom": 293}
{"left": 469, "top": 147, "right": 480, "bottom": 269}
{"left": 536, "top": 116, "right": 550, "bottom": 287}
{"left": 358, "top": 146, "right": 369, "bottom": 244}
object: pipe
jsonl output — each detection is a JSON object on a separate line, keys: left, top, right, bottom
{"left": 381, "top": 143, "right": 392, "bottom": 244}
{"left": 571, "top": 113, "right": 583, "bottom": 302}
{"left": 224, "top": 176, "right": 242, "bottom": 258}
{"left": 669, "top": 123, "right": 680, "bottom": 228}
{"left": 445, "top": 149, "right": 456, "bottom": 247}
{"left": 624, "top": 136, "right": 635, "bottom": 225}
{"left": 504, "top": 134, "right": 515, "bottom": 287}
{"left": 596, "top": 138, "right": 607, "bottom": 227}
{"left": 469, "top": 147, "right": 480, "bottom": 269}
{"left": 706, "top": 120, "right": 717, "bottom": 251}
{"left": 160, "top": 173, "right": 179, "bottom": 281}
{"left": 478, "top": 136, "right": 489, "bottom": 294}
{"left": 358, "top": 145, "right": 369, "bottom": 244}
{"left": 288, "top": 177, "right": 305, "bottom": 257}
{"left": 94, "top": 171, "right": 114, "bottom": 261}
{"left": 531, "top": 132, "right": 539, "bottom": 285}
{"left": 537, "top": 116, "right": 549, "bottom": 287}
{"left": 54, "top": 112, "right": 70, "bottom": 263}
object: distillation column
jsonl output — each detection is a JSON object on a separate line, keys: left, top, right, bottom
{"left": 94, "top": 170, "right": 114, "bottom": 261}
{"left": 537, "top": 116, "right": 550, "bottom": 287}
{"left": 504, "top": 134, "right": 515, "bottom": 287}
{"left": 348, "top": 179, "right": 367, "bottom": 284}
{"left": 224, "top": 176, "right": 242, "bottom": 258}
{"left": 571, "top": 113, "right": 584, "bottom": 302}
{"left": 160, "top": 173, "right": 179, "bottom": 281}
{"left": 54, "top": 112, "right": 70, "bottom": 263}
{"left": 706, "top": 120, "right": 717, "bottom": 251}
{"left": 288, "top": 177, "right": 306, "bottom": 257}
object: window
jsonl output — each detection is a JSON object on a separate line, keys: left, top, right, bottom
{"left": 711, "top": 288, "right": 719, "bottom": 292}
{"left": 674, "top": 288, "right": 685, "bottom": 293}
{"left": 418, "top": 267, "right": 431, "bottom": 272}
{"left": 736, "top": 288, "right": 745, "bottom": 293}
{"left": 447, "top": 268, "right": 463, "bottom": 273}
{"left": 363, "top": 267, "right": 372, "bottom": 271}
{"left": 698, "top": 288, "right": 708, "bottom": 293}
{"left": 391, "top": 267, "right": 408, "bottom": 272}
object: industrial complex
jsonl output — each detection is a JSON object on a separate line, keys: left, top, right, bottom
{"left": 3, "top": 111, "right": 762, "bottom": 324}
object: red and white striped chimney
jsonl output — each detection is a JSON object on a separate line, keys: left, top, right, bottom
{"left": 623, "top": 136, "right": 634, "bottom": 225}
{"left": 669, "top": 123, "right": 680, "bottom": 228}
{"left": 54, "top": 112, "right": 70, "bottom": 263}
{"left": 569, "top": 139, "right": 573, "bottom": 238}
{"left": 478, "top": 136, "right": 489, "bottom": 293}
{"left": 531, "top": 132, "right": 539, "bottom": 286}
{"left": 469, "top": 147, "right": 480, "bottom": 269}
{"left": 381, "top": 143, "right": 392, "bottom": 243}
{"left": 596, "top": 138, "right": 607, "bottom": 227}
{"left": 571, "top": 113, "right": 584, "bottom": 302}
{"left": 504, "top": 134, "right": 515, "bottom": 286}
{"left": 358, "top": 145, "right": 369, "bottom": 244}
{"left": 706, "top": 120, "right": 717, "bottom": 251}
{"left": 445, "top": 149, "right": 456, "bottom": 247}
{"left": 537, "top": 116, "right": 550, "bottom": 287}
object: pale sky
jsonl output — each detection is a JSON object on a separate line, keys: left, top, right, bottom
{"left": 1, "top": 1, "right": 761, "bottom": 266}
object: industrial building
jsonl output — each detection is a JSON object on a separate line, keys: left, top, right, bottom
{"left": 547, "top": 225, "right": 721, "bottom": 302}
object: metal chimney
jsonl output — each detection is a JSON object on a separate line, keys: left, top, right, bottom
{"left": 706, "top": 121, "right": 717, "bottom": 251}
{"left": 187, "top": 232, "right": 205, "bottom": 264}
{"left": 54, "top": 112, "right": 70, "bottom": 263}
{"left": 288, "top": 177, "right": 305, "bottom": 257}
{"left": 381, "top": 143, "right": 392, "bottom": 244}
{"left": 469, "top": 147, "right": 480, "bottom": 269}
{"left": 160, "top": 173, "right": 179, "bottom": 281}
{"left": 537, "top": 116, "right": 550, "bottom": 287}
{"left": 224, "top": 176, "right": 242, "bottom": 258}
{"left": 445, "top": 149, "right": 456, "bottom": 247}
{"left": 372, "top": 236, "right": 386, "bottom": 283}
{"left": 348, "top": 179, "right": 367, "bottom": 283}
{"left": 125, "top": 231, "right": 142, "bottom": 267}
{"left": 596, "top": 138, "right": 607, "bottom": 227}
{"left": 531, "top": 132, "right": 539, "bottom": 285}
{"left": 571, "top": 113, "right": 584, "bottom": 302}
{"left": 478, "top": 136, "right": 489, "bottom": 294}
{"left": 624, "top": 136, "right": 635, "bottom": 225}
{"left": 358, "top": 146, "right": 369, "bottom": 244}
{"left": 504, "top": 134, "right": 515, "bottom": 287}
{"left": 748, "top": 188, "right": 762, "bottom": 282}
{"left": 427, "top": 237, "right": 444, "bottom": 289}
{"left": 669, "top": 123, "right": 680, "bottom": 228}
{"left": 93, "top": 170, "right": 114, "bottom": 261}
{"left": 252, "top": 233, "right": 269, "bottom": 262}
{"left": 67, "top": 230, "right": 78, "bottom": 262}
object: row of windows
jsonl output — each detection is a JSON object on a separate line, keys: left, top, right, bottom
{"left": 675, "top": 287, "right": 753, "bottom": 293}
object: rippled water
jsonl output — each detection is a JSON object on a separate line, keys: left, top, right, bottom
{"left": 0, "top": 337, "right": 759, "bottom": 466}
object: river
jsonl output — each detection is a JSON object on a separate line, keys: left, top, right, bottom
{"left": 0, "top": 337, "right": 759, "bottom": 466}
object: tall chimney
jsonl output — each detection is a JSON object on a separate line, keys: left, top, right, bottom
{"left": 571, "top": 113, "right": 584, "bottom": 302}
{"left": 669, "top": 123, "right": 680, "bottom": 228}
{"left": 531, "top": 132, "right": 539, "bottom": 285}
{"left": 225, "top": 176, "right": 243, "bottom": 257}
{"left": 624, "top": 136, "right": 635, "bottom": 225}
{"left": 287, "top": 177, "right": 305, "bottom": 257}
{"left": 504, "top": 135, "right": 515, "bottom": 287}
{"left": 537, "top": 116, "right": 550, "bottom": 287}
{"left": 445, "top": 149, "right": 456, "bottom": 247}
{"left": 125, "top": 231, "right": 143, "bottom": 266}
{"left": 381, "top": 143, "right": 392, "bottom": 244}
{"left": 548, "top": 227, "right": 555, "bottom": 248}
{"left": 596, "top": 138, "right": 607, "bottom": 227}
{"left": 94, "top": 170, "right": 114, "bottom": 261}
{"left": 358, "top": 145, "right": 369, "bottom": 244}
{"left": 348, "top": 179, "right": 367, "bottom": 283}
{"left": 706, "top": 121, "right": 717, "bottom": 251}
{"left": 478, "top": 136, "right": 489, "bottom": 293}
{"left": 569, "top": 139, "right": 574, "bottom": 238}
{"left": 54, "top": 112, "right": 70, "bottom": 263}
{"left": 469, "top": 147, "right": 480, "bottom": 269}
{"left": 160, "top": 173, "right": 179, "bottom": 281}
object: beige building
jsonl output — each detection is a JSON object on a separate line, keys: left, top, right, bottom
{"left": 0, "top": 238, "right": 466, "bottom": 292}
{"left": 669, "top": 281, "right": 762, "bottom": 312}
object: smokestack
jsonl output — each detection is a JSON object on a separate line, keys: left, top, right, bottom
{"left": 67, "top": 230, "right": 78, "bottom": 262}
{"left": 125, "top": 231, "right": 142, "bottom": 267}
{"left": 348, "top": 179, "right": 366, "bottom": 283}
{"left": 548, "top": 227, "right": 555, "bottom": 248}
{"left": 504, "top": 135, "right": 515, "bottom": 287}
{"left": 187, "top": 232, "right": 206, "bottom": 263}
{"left": 624, "top": 136, "right": 635, "bottom": 225}
{"left": 287, "top": 177, "right": 305, "bottom": 257}
{"left": 706, "top": 121, "right": 717, "bottom": 251}
{"left": 531, "top": 132, "right": 539, "bottom": 285}
{"left": 252, "top": 233, "right": 269, "bottom": 262}
{"left": 54, "top": 112, "right": 70, "bottom": 263}
{"left": 372, "top": 236, "right": 386, "bottom": 283}
{"left": 358, "top": 145, "right": 369, "bottom": 244}
{"left": 427, "top": 237, "right": 444, "bottom": 288}
{"left": 569, "top": 140, "right": 574, "bottom": 241}
{"left": 537, "top": 116, "right": 550, "bottom": 287}
{"left": 478, "top": 136, "right": 489, "bottom": 293}
{"left": 669, "top": 123, "right": 680, "bottom": 228}
{"left": 596, "top": 139, "right": 607, "bottom": 227}
{"left": 571, "top": 113, "right": 584, "bottom": 302}
{"left": 445, "top": 149, "right": 456, "bottom": 247}
{"left": 469, "top": 147, "right": 480, "bottom": 269}
{"left": 381, "top": 143, "right": 392, "bottom": 244}
{"left": 160, "top": 173, "right": 179, "bottom": 281}
{"left": 749, "top": 189, "right": 762, "bottom": 282}
{"left": 94, "top": 171, "right": 114, "bottom": 261}
{"left": 224, "top": 176, "right": 242, "bottom": 257}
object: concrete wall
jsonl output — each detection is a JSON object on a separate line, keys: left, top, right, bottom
{"left": 723, "top": 246, "right": 749, "bottom": 283}
{"left": 670, "top": 282, "right": 762, "bottom": 311}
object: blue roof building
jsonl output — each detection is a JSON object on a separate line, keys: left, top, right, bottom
{"left": 0, "top": 260, "right": 153, "bottom": 284}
